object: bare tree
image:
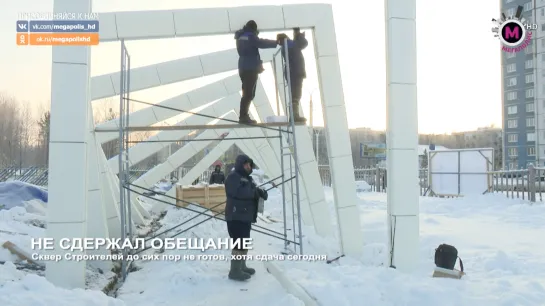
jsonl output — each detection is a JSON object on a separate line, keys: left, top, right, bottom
{"left": 37, "top": 110, "right": 51, "bottom": 166}
{"left": 0, "top": 94, "right": 22, "bottom": 167}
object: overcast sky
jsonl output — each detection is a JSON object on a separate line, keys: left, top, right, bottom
{"left": 0, "top": 0, "right": 501, "bottom": 133}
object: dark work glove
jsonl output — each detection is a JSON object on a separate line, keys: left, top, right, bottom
{"left": 257, "top": 187, "right": 268, "bottom": 200}
{"left": 293, "top": 27, "right": 300, "bottom": 38}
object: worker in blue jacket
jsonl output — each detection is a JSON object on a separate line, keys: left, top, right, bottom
{"left": 277, "top": 28, "right": 308, "bottom": 123}
{"left": 234, "top": 20, "right": 280, "bottom": 124}
{"left": 224, "top": 154, "right": 268, "bottom": 281}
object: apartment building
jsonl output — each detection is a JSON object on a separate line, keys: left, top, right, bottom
{"left": 501, "top": 0, "right": 545, "bottom": 169}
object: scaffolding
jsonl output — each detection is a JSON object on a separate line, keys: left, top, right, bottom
{"left": 118, "top": 40, "right": 132, "bottom": 280}
{"left": 107, "top": 38, "right": 305, "bottom": 280}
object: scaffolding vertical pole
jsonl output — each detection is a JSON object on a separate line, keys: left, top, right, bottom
{"left": 126, "top": 54, "right": 132, "bottom": 240}
{"left": 272, "top": 56, "right": 281, "bottom": 116}
{"left": 279, "top": 128, "right": 288, "bottom": 251}
{"left": 282, "top": 38, "right": 304, "bottom": 255}
{"left": 118, "top": 40, "right": 128, "bottom": 281}
{"left": 280, "top": 44, "right": 296, "bottom": 254}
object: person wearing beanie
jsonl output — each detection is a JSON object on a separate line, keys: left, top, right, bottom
{"left": 224, "top": 154, "right": 268, "bottom": 281}
{"left": 234, "top": 20, "right": 280, "bottom": 124}
{"left": 276, "top": 28, "right": 308, "bottom": 123}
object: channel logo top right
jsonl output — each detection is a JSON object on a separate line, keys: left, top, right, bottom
{"left": 492, "top": 5, "right": 535, "bottom": 53}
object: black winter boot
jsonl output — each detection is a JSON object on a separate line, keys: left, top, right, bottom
{"left": 228, "top": 250, "right": 251, "bottom": 281}
{"left": 239, "top": 99, "right": 257, "bottom": 124}
{"left": 292, "top": 101, "right": 307, "bottom": 123}
{"left": 241, "top": 249, "right": 255, "bottom": 275}
{"left": 239, "top": 115, "right": 257, "bottom": 125}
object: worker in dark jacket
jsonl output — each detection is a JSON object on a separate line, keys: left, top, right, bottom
{"left": 209, "top": 165, "right": 225, "bottom": 184}
{"left": 234, "top": 20, "right": 279, "bottom": 124}
{"left": 224, "top": 154, "right": 268, "bottom": 281}
{"left": 277, "top": 28, "right": 308, "bottom": 123}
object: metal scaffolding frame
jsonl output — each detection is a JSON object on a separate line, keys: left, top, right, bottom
{"left": 118, "top": 40, "right": 132, "bottom": 280}
{"left": 112, "top": 39, "right": 304, "bottom": 280}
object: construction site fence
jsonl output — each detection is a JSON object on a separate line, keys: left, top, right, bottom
{"left": 2, "top": 164, "right": 545, "bottom": 202}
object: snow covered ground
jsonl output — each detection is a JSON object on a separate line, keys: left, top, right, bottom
{"left": 1, "top": 185, "right": 544, "bottom": 305}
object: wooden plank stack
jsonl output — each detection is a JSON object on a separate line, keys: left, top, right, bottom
{"left": 176, "top": 184, "right": 226, "bottom": 214}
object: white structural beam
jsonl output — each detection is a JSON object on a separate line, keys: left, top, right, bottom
{"left": 98, "top": 4, "right": 339, "bottom": 45}
{"left": 385, "top": 0, "right": 419, "bottom": 272}
{"left": 108, "top": 94, "right": 239, "bottom": 174}
{"left": 173, "top": 137, "right": 267, "bottom": 193}
{"left": 85, "top": 107, "right": 112, "bottom": 272}
{"left": 230, "top": 127, "right": 275, "bottom": 179}
{"left": 231, "top": 115, "right": 315, "bottom": 227}
{"left": 97, "top": 145, "right": 122, "bottom": 239}
{"left": 252, "top": 82, "right": 332, "bottom": 237}
{"left": 120, "top": 90, "right": 275, "bottom": 214}
{"left": 106, "top": 162, "right": 146, "bottom": 226}
{"left": 175, "top": 141, "right": 236, "bottom": 188}
{"left": 132, "top": 112, "right": 235, "bottom": 193}
{"left": 47, "top": 0, "right": 90, "bottom": 289}
{"left": 91, "top": 49, "right": 275, "bottom": 100}
{"left": 137, "top": 112, "right": 279, "bottom": 213}
{"left": 95, "top": 75, "right": 241, "bottom": 144}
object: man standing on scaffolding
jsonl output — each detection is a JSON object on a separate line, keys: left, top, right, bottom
{"left": 277, "top": 28, "right": 308, "bottom": 123}
{"left": 224, "top": 154, "right": 268, "bottom": 281}
{"left": 234, "top": 20, "right": 280, "bottom": 124}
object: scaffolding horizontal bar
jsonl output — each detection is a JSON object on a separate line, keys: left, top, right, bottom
{"left": 127, "top": 135, "right": 279, "bottom": 143}
{"left": 95, "top": 122, "right": 306, "bottom": 132}
{"left": 430, "top": 172, "right": 495, "bottom": 175}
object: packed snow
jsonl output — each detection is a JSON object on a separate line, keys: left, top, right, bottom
{"left": 0, "top": 181, "right": 544, "bottom": 305}
{"left": 0, "top": 181, "right": 48, "bottom": 210}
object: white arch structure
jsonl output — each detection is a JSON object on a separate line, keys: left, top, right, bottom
{"left": 47, "top": 0, "right": 418, "bottom": 289}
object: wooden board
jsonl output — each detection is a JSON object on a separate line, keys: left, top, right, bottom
{"left": 176, "top": 185, "right": 226, "bottom": 213}
{"left": 2, "top": 241, "right": 43, "bottom": 266}
{"left": 432, "top": 267, "right": 464, "bottom": 279}
{"left": 95, "top": 121, "right": 307, "bottom": 132}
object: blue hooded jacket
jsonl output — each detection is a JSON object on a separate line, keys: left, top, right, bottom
{"left": 224, "top": 154, "right": 258, "bottom": 223}
{"left": 235, "top": 27, "right": 278, "bottom": 72}
{"left": 280, "top": 33, "right": 308, "bottom": 78}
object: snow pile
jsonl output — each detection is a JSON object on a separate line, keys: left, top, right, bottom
{"left": 0, "top": 181, "right": 48, "bottom": 210}
{"left": 0, "top": 204, "right": 118, "bottom": 305}
{"left": 272, "top": 191, "right": 545, "bottom": 306}
{"left": 355, "top": 180, "right": 371, "bottom": 192}
{"left": 117, "top": 189, "right": 309, "bottom": 305}
{"left": 152, "top": 180, "right": 173, "bottom": 194}
{"left": 0, "top": 207, "right": 46, "bottom": 265}
{"left": 0, "top": 262, "right": 124, "bottom": 305}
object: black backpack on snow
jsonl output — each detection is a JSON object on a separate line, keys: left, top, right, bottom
{"left": 435, "top": 244, "right": 464, "bottom": 272}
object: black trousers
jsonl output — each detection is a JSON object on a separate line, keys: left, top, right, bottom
{"left": 227, "top": 220, "right": 252, "bottom": 250}
{"left": 290, "top": 76, "right": 303, "bottom": 104}
{"left": 239, "top": 70, "right": 259, "bottom": 118}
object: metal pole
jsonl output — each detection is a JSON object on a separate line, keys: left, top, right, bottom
{"left": 118, "top": 40, "right": 127, "bottom": 281}
{"left": 283, "top": 38, "right": 304, "bottom": 255}
{"left": 309, "top": 95, "right": 313, "bottom": 127}
{"left": 281, "top": 43, "right": 296, "bottom": 253}
{"left": 289, "top": 141, "right": 296, "bottom": 253}
{"left": 273, "top": 56, "right": 281, "bottom": 116}
{"left": 279, "top": 128, "right": 288, "bottom": 251}
{"left": 126, "top": 54, "right": 132, "bottom": 239}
